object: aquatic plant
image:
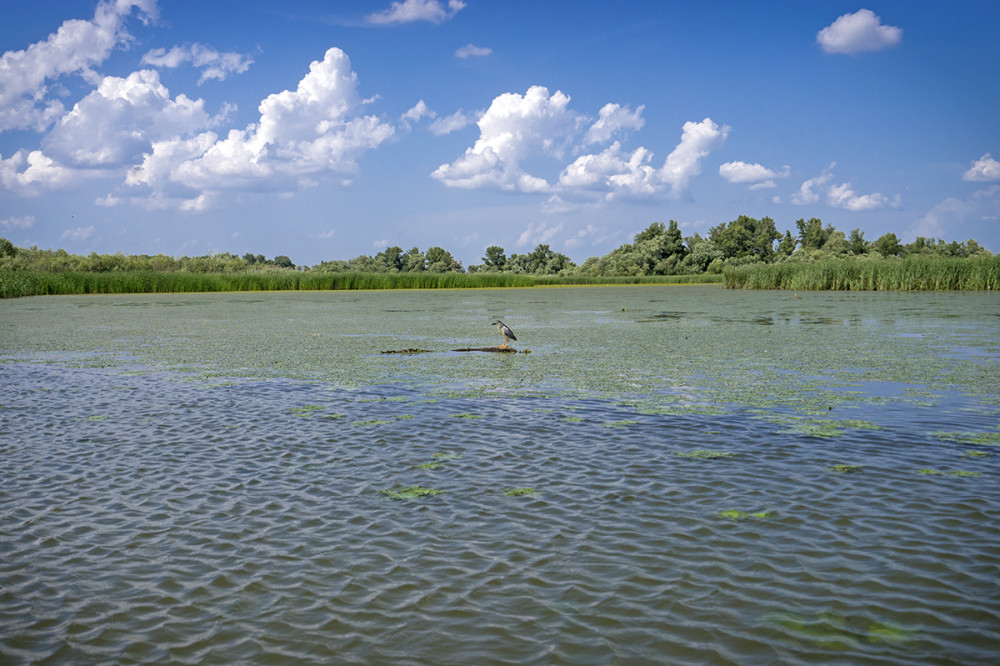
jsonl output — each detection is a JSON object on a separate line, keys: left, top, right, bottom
{"left": 449, "top": 413, "right": 483, "bottom": 419}
{"left": 352, "top": 419, "right": 392, "bottom": 427}
{"left": 379, "top": 485, "right": 443, "bottom": 500}
{"left": 962, "top": 450, "right": 990, "bottom": 458}
{"left": 932, "top": 430, "right": 1000, "bottom": 446}
{"left": 504, "top": 487, "right": 538, "bottom": 497}
{"left": 603, "top": 419, "right": 641, "bottom": 428}
{"left": 290, "top": 405, "right": 326, "bottom": 417}
{"left": 918, "top": 469, "right": 982, "bottom": 477}
{"left": 830, "top": 464, "right": 863, "bottom": 473}
{"left": 675, "top": 450, "right": 733, "bottom": 459}
{"left": 768, "top": 611, "right": 917, "bottom": 648}
{"left": 719, "top": 510, "right": 771, "bottom": 520}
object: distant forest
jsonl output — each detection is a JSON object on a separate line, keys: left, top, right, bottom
{"left": 0, "top": 216, "right": 993, "bottom": 277}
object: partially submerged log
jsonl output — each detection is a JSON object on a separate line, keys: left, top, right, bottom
{"left": 452, "top": 346, "right": 521, "bottom": 353}
{"left": 380, "top": 348, "right": 433, "bottom": 355}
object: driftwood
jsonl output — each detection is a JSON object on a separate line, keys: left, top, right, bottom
{"left": 381, "top": 346, "right": 527, "bottom": 354}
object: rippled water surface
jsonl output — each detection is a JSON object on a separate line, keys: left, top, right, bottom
{"left": 2, "top": 287, "right": 999, "bottom": 663}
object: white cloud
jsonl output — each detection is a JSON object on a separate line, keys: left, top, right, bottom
{"left": 142, "top": 43, "right": 254, "bottom": 84}
{"left": 660, "top": 118, "right": 730, "bottom": 197}
{"left": 125, "top": 48, "right": 394, "bottom": 208}
{"left": 564, "top": 224, "right": 599, "bottom": 248}
{"left": 791, "top": 163, "right": 836, "bottom": 205}
{"left": 429, "top": 109, "right": 476, "bottom": 135}
{"left": 827, "top": 182, "right": 892, "bottom": 211}
{"left": 516, "top": 221, "right": 563, "bottom": 247}
{"left": 584, "top": 103, "right": 644, "bottom": 145}
{"left": 0, "top": 0, "right": 157, "bottom": 132}
{"left": 433, "top": 86, "right": 727, "bottom": 201}
{"left": 367, "top": 0, "right": 465, "bottom": 25}
{"left": 431, "top": 86, "right": 579, "bottom": 192}
{"left": 0, "top": 150, "right": 73, "bottom": 194}
{"left": 60, "top": 225, "right": 95, "bottom": 242}
{"left": 43, "top": 69, "right": 215, "bottom": 167}
{"left": 817, "top": 9, "right": 902, "bottom": 54}
{"left": 1, "top": 215, "right": 36, "bottom": 229}
{"left": 719, "top": 160, "right": 790, "bottom": 189}
{"left": 402, "top": 99, "right": 435, "bottom": 123}
{"left": 914, "top": 185, "right": 1000, "bottom": 238}
{"left": 318, "top": 229, "right": 336, "bottom": 239}
{"left": 963, "top": 153, "right": 1000, "bottom": 182}
{"left": 455, "top": 44, "right": 492, "bottom": 59}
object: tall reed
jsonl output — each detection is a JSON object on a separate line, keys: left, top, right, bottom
{"left": 724, "top": 256, "right": 1000, "bottom": 291}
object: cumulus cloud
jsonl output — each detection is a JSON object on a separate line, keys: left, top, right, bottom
{"left": 433, "top": 86, "right": 727, "bottom": 201}
{"left": 963, "top": 153, "right": 1000, "bottom": 182}
{"left": 719, "top": 160, "right": 790, "bottom": 189}
{"left": 455, "top": 44, "right": 492, "bottom": 58}
{"left": 791, "top": 164, "right": 836, "bottom": 205}
{"left": 0, "top": 150, "right": 73, "bottom": 194}
{"left": 563, "top": 224, "right": 599, "bottom": 248}
{"left": 791, "top": 163, "right": 897, "bottom": 211}
{"left": 142, "top": 43, "right": 254, "bottom": 84}
{"left": 367, "top": 0, "right": 465, "bottom": 25}
{"left": 125, "top": 48, "right": 394, "bottom": 208}
{"left": 827, "top": 182, "right": 892, "bottom": 211}
{"left": 431, "top": 86, "right": 579, "bottom": 192}
{"left": 584, "top": 103, "right": 644, "bottom": 145}
{"left": 0, "top": 0, "right": 157, "bottom": 132}
{"left": 429, "top": 109, "right": 477, "bottom": 135}
{"left": 817, "top": 9, "right": 902, "bottom": 54}
{"left": 42, "top": 69, "right": 215, "bottom": 168}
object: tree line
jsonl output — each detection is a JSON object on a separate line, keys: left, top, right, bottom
{"left": 0, "top": 215, "right": 992, "bottom": 277}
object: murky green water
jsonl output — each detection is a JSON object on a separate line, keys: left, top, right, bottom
{"left": 2, "top": 287, "right": 999, "bottom": 663}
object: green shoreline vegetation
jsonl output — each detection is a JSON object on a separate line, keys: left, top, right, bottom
{"left": 2, "top": 215, "right": 997, "bottom": 297}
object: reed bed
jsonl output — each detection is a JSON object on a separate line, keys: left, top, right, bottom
{"left": 724, "top": 256, "right": 1000, "bottom": 291}
{"left": 0, "top": 270, "right": 721, "bottom": 298}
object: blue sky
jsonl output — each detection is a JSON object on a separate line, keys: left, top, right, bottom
{"left": 2, "top": 0, "right": 998, "bottom": 266}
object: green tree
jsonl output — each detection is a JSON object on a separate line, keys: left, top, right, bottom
{"left": 873, "top": 232, "right": 901, "bottom": 257}
{"left": 777, "top": 230, "right": 796, "bottom": 257}
{"left": 273, "top": 255, "right": 294, "bottom": 268}
{"left": 482, "top": 245, "right": 507, "bottom": 271}
{"left": 1, "top": 237, "right": 18, "bottom": 258}
{"left": 375, "top": 245, "right": 404, "bottom": 272}
{"left": 425, "top": 246, "right": 463, "bottom": 272}
{"left": 847, "top": 228, "right": 868, "bottom": 255}
{"left": 401, "top": 247, "right": 425, "bottom": 271}
{"left": 709, "top": 215, "right": 779, "bottom": 261}
{"left": 796, "top": 218, "right": 835, "bottom": 251}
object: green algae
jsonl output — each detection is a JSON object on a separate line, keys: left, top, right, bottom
{"left": 353, "top": 419, "right": 392, "bottom": 427}
{"left": 503, "top": 487, "right": 538, "bottom": 497}
{"left": 603, "top": 419, "right": 640, "bottom": 428}
{"left": 290, "top": 405, "right": 326, "bottom": 417}
{"left": 449, "top": 413, "right": 483, "bottom": 419}
{"left": 675, "top": 450, "right": 733, "bottom": 459}
{"left": 830, "top": 464, "right": 863, "bottom": 473}
{"left": 379, "top": 485, "right": 443, "bottom": 500}
{"left": 768, "top": 611, "right": 917, "bottom": 648}
{"left": 962, "top": 450, "right": 990, "bottom": 458}
{"left": 918, "top": 469, "right": 982, "bottom": 477}
{"left": 719, "top": 510, "right": 771, "bottom": 520}
{"left": 932, "top": 430, "right": 1000, "bottom": 446}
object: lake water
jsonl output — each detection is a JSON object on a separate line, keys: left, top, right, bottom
{"left": 2, "top": 286, "right": 999, "bottom": 664}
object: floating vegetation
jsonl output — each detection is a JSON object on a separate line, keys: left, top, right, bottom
{"left": 675, "top": 450, "right": 734, "bottom": 460}
{"left": 768, "top": 611, "right": 917, "bottom": 648}
{"left": 603, "top": 419, "right": 641, "bottom": 428}
{"left": 379, "top": 485, "right": 443, "bottom": 500}
{"left": 81, "top": 414, "right": 109, "bottom": 421}
{"left": 432, "top": 453, "right": 461, "bottom": 460}
{"left": 719, "top": 510, "right": 771, "bottom": 521}
{"left": 290, "top": 404, "right": 325, "bottom": 417}
{"left": 352, "top": 419, "right": 392, "bottom": 427}
{"left": 562, "top": 416, "right": 585, "bottom": 422}
{"left": 932, "top": 430, "right": 1000, "bottom": 446}
{"left": 449, "top": 413, "right": 483, "bottom": 419}
{"left": 830, "top": 464, "right": 863, "bottom": 473}
{"left": 918, "top": 469, "right": 982, "bottom": 477}
{"left": 962, "top": 450, "right": 990, "bottom": 458}
{"left": 413, "top": 452, "right": 461, "bottom": 470}
{"left": 359, "top": 396, "right": 410, "bottom": 402}
{"left": 504, "top": 487, "right": 538, "bottom": 497}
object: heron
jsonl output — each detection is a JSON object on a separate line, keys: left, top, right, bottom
{"left": 491, "top": 320, "right": 517, "bottom": 348}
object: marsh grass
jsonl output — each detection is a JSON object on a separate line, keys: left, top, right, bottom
{"left": 0, "top": 269, "right": 721, "bottom": 298}
{"left": 724, "top": 255, "right": 1000, "bottom": 291}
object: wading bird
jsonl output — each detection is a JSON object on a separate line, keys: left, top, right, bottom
{"left": 491, "top": 320, "right": 517, "bottom": 348}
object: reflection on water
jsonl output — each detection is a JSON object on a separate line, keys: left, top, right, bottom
{"left": 2, "top": 287, "right": 999, "bottom": 663}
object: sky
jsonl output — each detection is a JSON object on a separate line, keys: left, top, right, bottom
{"left": 1, "top": 0, "right": 998, "bottom": 267}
